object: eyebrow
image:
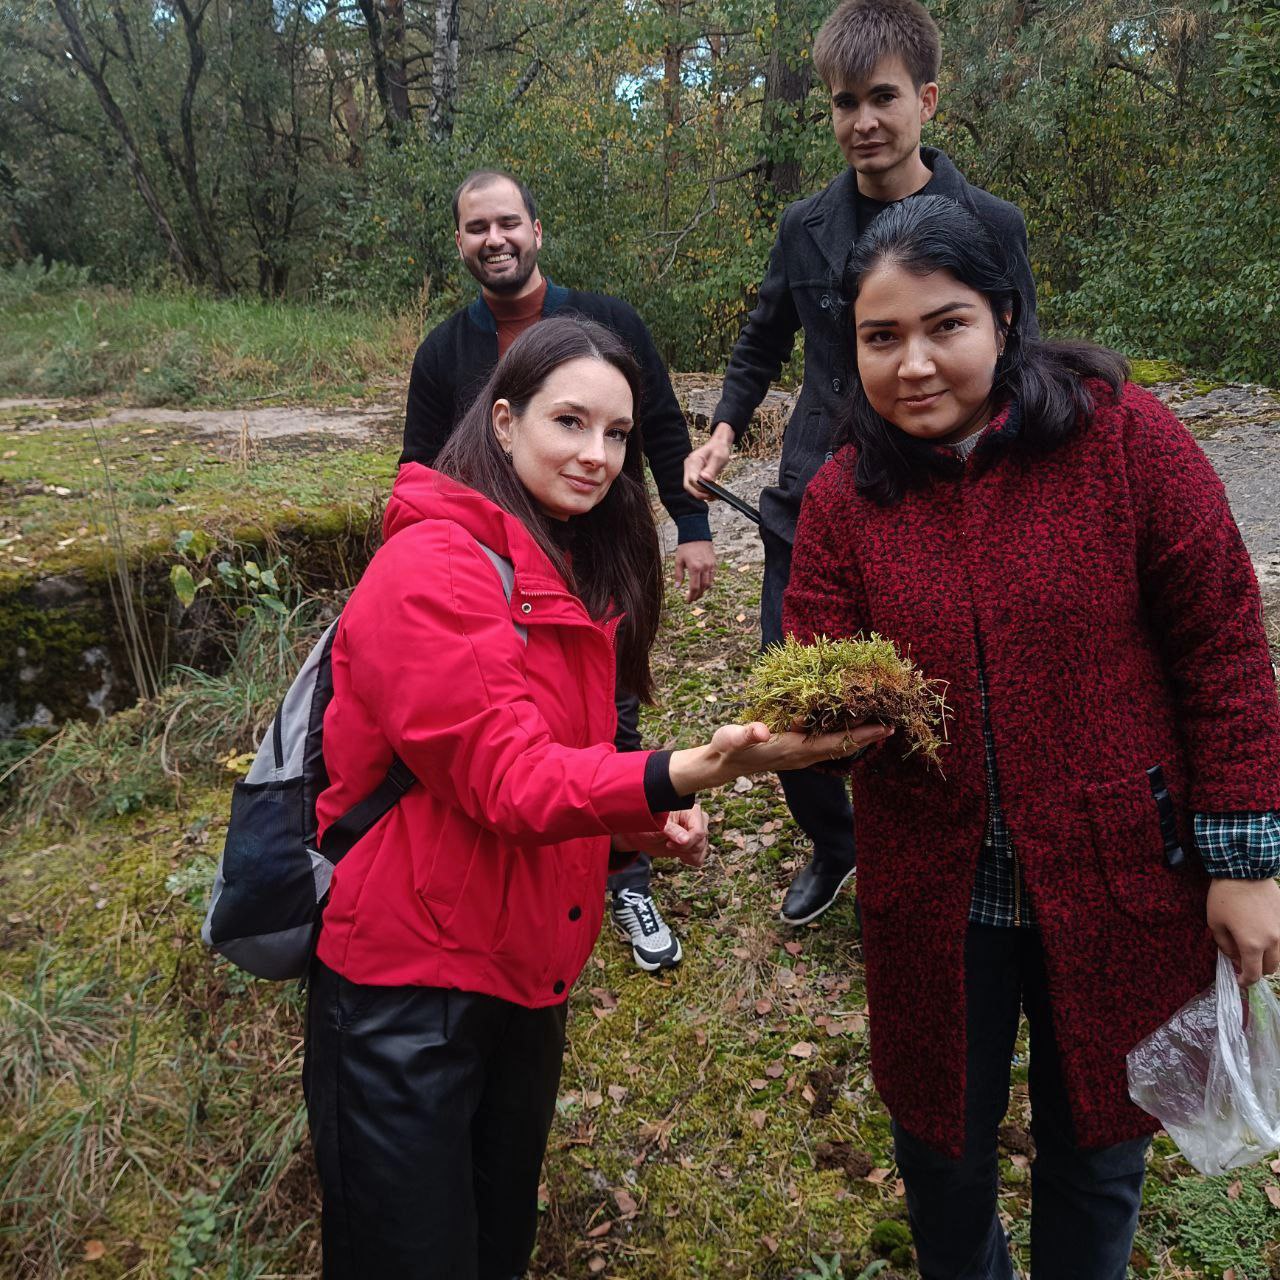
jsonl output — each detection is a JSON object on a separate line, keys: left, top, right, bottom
{"left": 834, "top": 82, "right": 901, "bottom": 99}
{"left": 857, "top": 301, "right": 976, "bottom": 329}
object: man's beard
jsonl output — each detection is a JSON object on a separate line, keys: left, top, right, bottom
{"left": 467, "top": 246, "right": 538, "bottom": 295}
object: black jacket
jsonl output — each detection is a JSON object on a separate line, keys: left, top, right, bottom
{"left": 712, "top": 149, "right": 1038, "bottom": 541}
{"left": 401, "top": 280, "right": 711, "bottom": 543}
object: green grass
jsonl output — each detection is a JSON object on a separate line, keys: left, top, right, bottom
{"left": 0, "top": 279, "right": 421, "bottom": 407}
{"left": 0, "top": 414, "right": 397, "bottom": 583}
{"left": 3, "top": 552, "right": 1277, "bottom": 1278}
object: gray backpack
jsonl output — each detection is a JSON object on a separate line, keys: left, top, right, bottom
{"left": 202, "top": 541, "right": 521, "bottom": 980}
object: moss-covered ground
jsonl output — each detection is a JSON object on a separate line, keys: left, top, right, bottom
{"left": 2, "top": 553, "right": 1279, "bottom": 1279}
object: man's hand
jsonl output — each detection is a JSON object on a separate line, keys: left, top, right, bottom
{"left": 683, "top": 422, "right": 736, "bottom": 500}
{"left": 616, "top": 805, "right": 709, "bottom": 868}
{"left": 1207, "top": 876, "right": 1280, "bottom": 987}
{"left": 674, "top": 541, "right": 715, "bottom": 603}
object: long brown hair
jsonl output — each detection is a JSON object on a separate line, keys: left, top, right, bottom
{"left": 434, "top": 315, "right": 664, "bottom": 700}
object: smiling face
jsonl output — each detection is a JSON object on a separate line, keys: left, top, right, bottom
{"left": 830, "top": 55, "right": 937, "bottom": 200}
{"left": 491, "top": 356, "right": 634, "bottom": 520}
{"left": 455, "top": 177, "right": 543, "bottom": 298}
{"left": 854, "top": 261, "right": 1004, "bottom": 444}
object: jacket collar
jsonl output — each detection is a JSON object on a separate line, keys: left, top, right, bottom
{"left": 465, "top": 278, "right": 570, "bottom": 333}
{"left": 920, "top": 397, "right": 1021, "bottom": 475}
{"left": 801, "top": 148, "right": 970, "bottom": 283}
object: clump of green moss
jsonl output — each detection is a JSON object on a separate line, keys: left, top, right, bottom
{"left": 744, "top": 633, "right": 947, "bottom": 766}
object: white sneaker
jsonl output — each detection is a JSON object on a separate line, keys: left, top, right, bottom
{"left": 610, "top": 887, "right": 683, "bottom": 971}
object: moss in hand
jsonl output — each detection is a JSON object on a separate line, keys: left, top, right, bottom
{"left": 744, "top": 633, "right": 948, "bottom": 766}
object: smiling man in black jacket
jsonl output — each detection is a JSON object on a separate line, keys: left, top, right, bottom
{"left": 684, "top": 0, "right": 1038, "bottom": 928}
{"left": 401, "top": 169, "right": 714, "bottom": 973}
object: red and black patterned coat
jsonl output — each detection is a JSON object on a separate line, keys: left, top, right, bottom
{"left": 783, "top": 381, "right": 1280, "bottom": 1155}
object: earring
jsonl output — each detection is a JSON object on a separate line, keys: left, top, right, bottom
{"left": 503, "top": 448, "right": 513, "bottom": 461}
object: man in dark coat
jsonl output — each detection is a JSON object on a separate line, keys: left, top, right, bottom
{"left": 401, "top": 168, "right": 714, "bottom": 972}
{"left": 684, "top": 0, "right": 1038, "bottom": 927}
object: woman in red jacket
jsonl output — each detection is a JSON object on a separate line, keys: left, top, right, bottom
{"left": 304, "top": 316, "right": 891, "bottom": 1279}
{"left": 784, "top": 196, "right": 1280, "bottom": 1279}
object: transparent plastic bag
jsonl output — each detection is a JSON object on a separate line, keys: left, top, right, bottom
{"left": 1126, "top": 952, "right": 1280, "bottom": 1175}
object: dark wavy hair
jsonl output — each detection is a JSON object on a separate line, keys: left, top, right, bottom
{"left": 838, "top": 195, "right": 1129, "bottom": 505}
{"left": 434, "top": 315, "right": 663, "bottom": 701}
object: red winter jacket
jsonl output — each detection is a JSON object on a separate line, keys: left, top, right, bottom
{"left": 314, "top": 465, "right": 663, "bottom": 1005}
{"left": 784, "top": 382, "right": 1280, "bottom": 1155}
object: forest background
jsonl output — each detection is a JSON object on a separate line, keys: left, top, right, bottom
{"left": 2, "top": 0, "right": 1279, "bottom": 384}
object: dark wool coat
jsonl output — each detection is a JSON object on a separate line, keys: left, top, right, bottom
{"left": 712, "top": 149, "right": 1038, "bottom": 543}
{"left": 783, "top": 382, "right": 1280, "bottom": 1155}
{"left": 399, "top": 280, "right": 711, "bottom": 544}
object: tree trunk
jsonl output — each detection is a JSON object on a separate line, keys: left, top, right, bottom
{"left": 760, "top": 12, "right": 812, "bottom": 207}
{"left": 430, "top": 0, "right": 460, "bottom": 140}
{"left": 384, "top": 0, "right": 412, "bottom": 125}
{"left": 355, "top": 0, "right": 395, "bottom": 134}
{"left": 51, "top": 0, "right": 196, "bottom": 280}
{"left": 660, "top": 1, "right": 683, "bottom": 228}
{"left": 174, "top": 0, "right": 232, "bottom": 293}
{"left": 323, "top": 2, "right": 366, "bottom": 164}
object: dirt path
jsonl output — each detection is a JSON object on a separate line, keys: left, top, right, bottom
{"left": 659, "top": 378, "right": 1280, "bottom": 627}
{"left": 1, "top": 398, "right": 401, "bottom": 440}
{"left": 8, "top": 375, "right": 1277, "bottom": 616}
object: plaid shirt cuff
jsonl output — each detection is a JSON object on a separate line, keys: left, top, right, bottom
{"left": 1194, "top": 812, "right": 1280, "bottom": 879}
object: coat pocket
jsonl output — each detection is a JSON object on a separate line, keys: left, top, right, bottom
{"left": 1083, "top": 769, "right": 1197, "bottom": 924}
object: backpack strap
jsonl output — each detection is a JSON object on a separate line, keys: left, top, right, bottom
{"left": 317, "top": 538, "right": 521, "bottom": 865}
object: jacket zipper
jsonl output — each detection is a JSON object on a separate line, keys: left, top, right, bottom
{"left": 1012, "top": 851, "right": 1022, "bottom": 928}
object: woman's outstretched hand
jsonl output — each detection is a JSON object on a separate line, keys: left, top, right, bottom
{"left": 1207, "top": 876, "right": 1280, "bottom": 987}
{"left": 667, "top": 720, "right": 894, "bottom": 796}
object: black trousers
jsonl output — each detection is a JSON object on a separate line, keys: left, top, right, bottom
{"left": 608, "top": 687, "right": 654, "bottom": 894}
{"left": 303, "top": 961, "right": 568, "bottom": 1280}
{"left": 761, "top": 526, "right": 856, "bottom": 872}
{"left": 892, "top": 926, "right": 1149, "bottom": 1280}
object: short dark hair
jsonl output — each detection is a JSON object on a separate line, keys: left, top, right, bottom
{"left": 813, "top": 0, "right": 941, "bottom": 91}
{"left": 434, "top": 315, "right": 663, "bottom": 700}
{"left": 452, "top": 169, "right": 538, "bottom": 227}
{"left": 837, "top": 195, "right": 1129, "bottom": 505}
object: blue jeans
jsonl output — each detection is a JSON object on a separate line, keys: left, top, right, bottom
{"left": 893, "top": 926, "right": 1149, "bottom": 1279}
{"left": 761, "top": 527, "right": 856, "bottom": 873}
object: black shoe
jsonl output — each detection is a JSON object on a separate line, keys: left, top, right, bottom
{"left": 779, "top": 857, "right": 855, "bottom": 926}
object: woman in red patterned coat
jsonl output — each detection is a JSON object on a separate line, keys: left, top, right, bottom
{"left": 783, "top": 195, "right": 1280, "bottom": 1279}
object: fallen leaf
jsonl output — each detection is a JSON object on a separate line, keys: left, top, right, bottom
{"left": 587, "top": 1221, "right": 613, "bottom": 1239}
{"left": 865, "top": 1167, "right": 891, "bottom": 1184}
{"left": 749, "top": 1109, "right": 767, "bottom": 1130}
{"left": 1266, "top": 1184, "right": 1280, "bottom": 1210}
{"left": 733, "top": 776, "right": 752, "bottom": 793}
{"left": 83, "top": 1240, "right": 106, "bottom": 1262}
{"left": 1227, "top": 1178, "right": 1242, "bottom": 1200}
{"left": 607, "top": 1084, "right": 628, "bottom": 1104}
{"left": 749, "top": 1078, "right": 768, "bottom": 1090}
{"left": 788, "top": 1041, "right": 814, "bottom": 1059}
{"left": 761, "top": 1234, "right": 780, "bottom": 1254}
{"left": 765, "top": 1062, "right": 785, "bottom": 1079}
{"left": 754, "top": 998, "right": 773, "bottom": 1016}
{"left": 894, "top": 1178, "right": 906, "bottom": 1197}
{"left": 801, "top": 1085, "right": 817, "bottom": 1104}
{"left": 1270, "top": 1158, "right": 1280, "bottom": 1174}
{"left": 1010, "top": 1154, "right": 1030, "bottom": 1170}
{"left": 613, "top": 1188, "right": 638, "bottom": 1218}
{"left": 588, "top": 1256, "right": 607, "bottom": 1274}
{"left": 584, "top": 1090, "right": 604, "bottom": 1109}
{"left": 783, "top": 940, "right": 803, "bottom": 957}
